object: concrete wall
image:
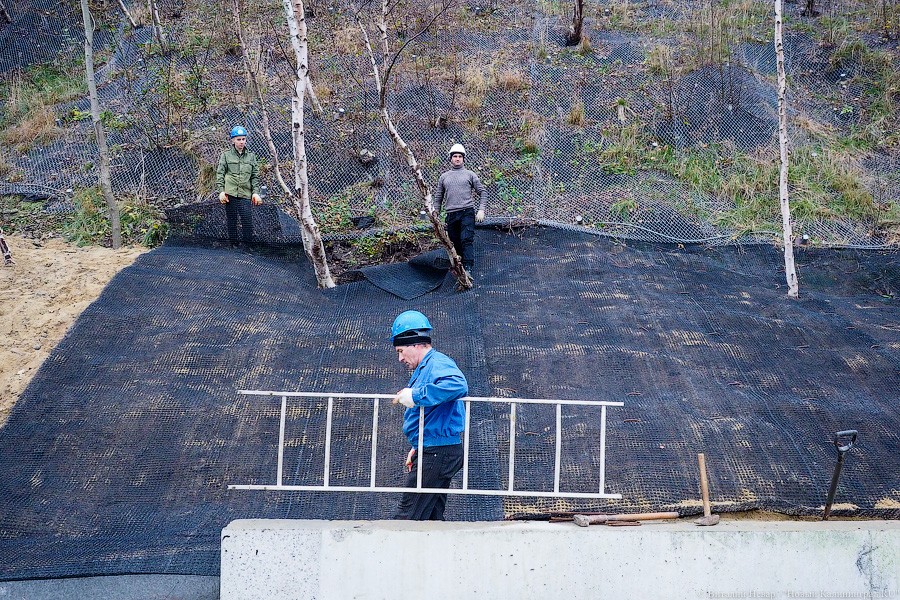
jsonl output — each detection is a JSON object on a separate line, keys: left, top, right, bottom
{"left": 220, "top": 519, "right": 900, "bottom": 600}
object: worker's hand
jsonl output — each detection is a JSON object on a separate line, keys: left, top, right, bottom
{"left": 392, "top": 387, "right": 414, "bottom": 408}
{"left": 219, "top": 192, "right": 228, "bottom": 204}
{"left": 251, "top": 193, "right": 262, "bottom": 206}
{"left": 405, "top": 448, "right": 415, "bottom": 473}
{"left": 475, "top": 209, "right": 485, "bottom": 223}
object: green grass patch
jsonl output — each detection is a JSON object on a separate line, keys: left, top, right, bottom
{"left": 0, "top": 61, "right": 85, "bottom": 125}
{"left": 63, "top": 187, "right": 168, "bottom": 247}
{"left": 584, "top": 130, "right": 888, "bottom": 233}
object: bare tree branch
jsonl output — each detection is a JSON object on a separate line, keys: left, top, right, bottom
{"left": 355, "top": 3, "right": 472, "bottom": 290}
{"left": 381, "top": 0, "right": 455, "bottom": 100}
{"left": 117, "top": 0, "right": 137, "bottom": 28}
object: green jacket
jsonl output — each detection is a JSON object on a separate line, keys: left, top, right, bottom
{"left": 216, "top": 146, "right": 260, "bottom": 198}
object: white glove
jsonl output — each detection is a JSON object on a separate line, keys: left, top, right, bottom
{"left": 219, "top": 192, "right": 228, "bottom": 204}
{"left": 393, "top": 387, "right": 414, "bottom": 408}
{"left": 251, "top": 193, "right": 262, "bottom": 206}
{"left": 475, "top": 209, "right": 485, "bottom": 223}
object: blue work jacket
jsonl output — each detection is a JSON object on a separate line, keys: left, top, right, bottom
{"left": 402, "top": 348, "right": 468, "bottom": 448}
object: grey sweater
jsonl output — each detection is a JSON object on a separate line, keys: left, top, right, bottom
{"left": 434, "top": 165, "right": 486, "bottom": 213}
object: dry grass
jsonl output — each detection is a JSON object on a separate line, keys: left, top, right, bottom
{"left": 333, "top": 26, "right": 364, "bottom": 55}
{"left": 519, "top": 109, "right": 545, "bottom": 153}
{"left": 0, "top": 149, "right": 11, "bottom": 178}
{"left": 577, "top": 34, "right": 593, "bottom": 56}
{"left": 312, "top": 81, "right": 333, "bottom": 104}
{"left": 497, "top": 68, "right": 529, "bottom": 92}
{"left": 607, "top": 0, "right": 635, "bottom": 28}
{"left": 568, "top": 98, "right": 586, "bottom": 127}
{"left": 646, "top": 44, "right": 674, "bottom": 76}
{"left": 1, "top": 104, "right": 62, "bottom": 152}
{"left": 459, "top": 64, "right": 492, "bottom": 111}
{"left": 459, "top": 58, "right": 529, "bottom": 111}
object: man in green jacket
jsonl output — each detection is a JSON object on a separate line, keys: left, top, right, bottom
{"left": 216, "top": 125, "right": 262, "bottom": 244}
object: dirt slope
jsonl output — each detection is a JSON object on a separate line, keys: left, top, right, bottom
{"left": 0, "top": 235, "right": 145, "bottom": 426}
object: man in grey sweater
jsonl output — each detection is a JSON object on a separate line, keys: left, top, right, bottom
{"left": 433, "top": 143, "right": 486, "bottom": 271}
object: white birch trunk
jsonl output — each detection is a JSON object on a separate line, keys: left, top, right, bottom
{"left": 147, "top": 0, "right": 168, "bottom": 49}
{"left": 357, "top": 9, "right": 473, "bottom": 290}
{"left": 774, "top": 0, "right": 799, "bottom": 298}
{"left": 283, "top": 0, "right": 336, "bottom": 288}
{"left": 80, "top": 0, "right": 122, "bottom": 249}
{"left": 117, "top": 0, "right": 137, "bottom": 28}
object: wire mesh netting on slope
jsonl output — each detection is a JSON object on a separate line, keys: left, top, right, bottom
{"left": 0, "top": 0, "right": 897, "bottom": 248}
{"left": 0, "top": 225, "right": 898, "bottom": 580}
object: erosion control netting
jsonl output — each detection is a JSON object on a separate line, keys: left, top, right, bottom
{"left": 1, "top": 225, "right": 898, "bottom": 580}
{"left": 1, "top": 0, "right": 897, "bottom": 248}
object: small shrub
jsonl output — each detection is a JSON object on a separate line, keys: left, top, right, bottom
{"left": 576, "top": 34, "right": 593, "bottom": 56}
{"left": 316, "top": 193, "right": 353, "bottom": 234}
{"left": 63, "top": 188, "right": 168, "bottom": 247}
{"left": 568, "top": 99, "right": 586, "bottom": 127}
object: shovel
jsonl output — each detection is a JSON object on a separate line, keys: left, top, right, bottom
{"left": 822, "top": 430, "right": 857, "bottom": 521}
{"left": 695, "top": 453, "right": 720, "bottom": 526}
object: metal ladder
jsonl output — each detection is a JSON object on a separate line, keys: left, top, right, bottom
{"left": 228, "top": 390, "right": 623, "bottom": 499}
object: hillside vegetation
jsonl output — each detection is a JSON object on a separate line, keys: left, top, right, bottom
{"left": 0, "top": 0, "right": 898, "bottom": 251}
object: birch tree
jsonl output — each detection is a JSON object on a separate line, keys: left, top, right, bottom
{"left": 356, "top": 0, "right": 473, "bottom": 290}
{"left": 774, "top": 0, "right": 799, "bottom": 298}
{"left": 280, "top": 0, "right": 336, "bottom": 287}
{"left": 147, "top": 0, "right": 168, "bottom": 49}
{"left": 117, "top": 0, "right": 137, "bottom": 28}
{"left": 80, "top": 0, "right": 122, "bottom": 249}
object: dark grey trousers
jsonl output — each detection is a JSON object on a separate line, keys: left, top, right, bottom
{"left": 224, "top": 196, "right": 254, "bottom": 243}
{"left": 445, "top": 208, "right": 475, "bottom": 269}
{"left": 394, "top": 444, "right": 463, "bottom": 521}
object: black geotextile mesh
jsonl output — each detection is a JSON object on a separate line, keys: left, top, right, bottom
{"left": 355, "top": 249, "right": 451, "bottom": 300}
{"left": 0, "top": 225, "right": 898, "bottom": 580}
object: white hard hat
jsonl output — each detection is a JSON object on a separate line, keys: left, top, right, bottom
{"left": 448, "top": 143, "right": 466, "bottom": 158}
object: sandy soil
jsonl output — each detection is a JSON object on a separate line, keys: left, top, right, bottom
{"left": 0, "top": 235, "right": 146, "bottom": 427}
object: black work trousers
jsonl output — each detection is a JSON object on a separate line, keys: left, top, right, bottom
{"left": 224, "top": 195, "right": 254, "bottom": 243}
{"left": 395, "top": 443, "right": 463, "bottom": 521}
{"left": 445, "top": 208, "right": 475, "bottom": 269}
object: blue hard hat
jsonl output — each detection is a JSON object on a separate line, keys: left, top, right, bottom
{"left": 230, "top": 125, "right": 248, "bottom": 138}
{"left": 391, "top": 310, "right": 433, "bottom": 346}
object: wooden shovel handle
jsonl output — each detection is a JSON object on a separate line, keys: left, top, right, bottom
{"left": 574, "top": 511, "right": 679, "bottom": 527}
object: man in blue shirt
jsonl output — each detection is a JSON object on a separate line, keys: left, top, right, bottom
{"left": 390, "top": 310, "right": 468, "bottom": 520}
